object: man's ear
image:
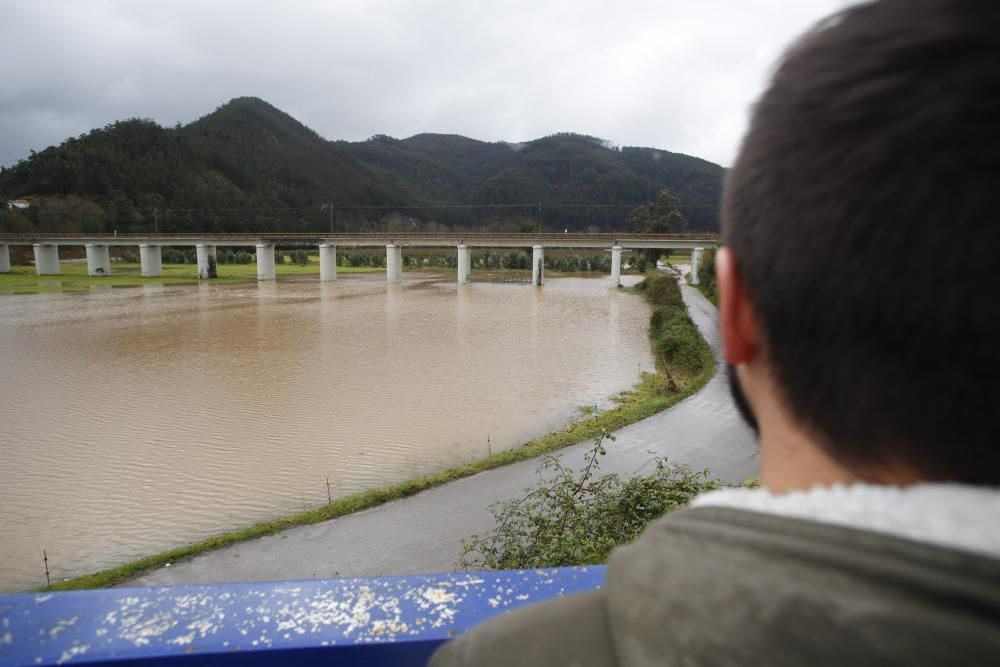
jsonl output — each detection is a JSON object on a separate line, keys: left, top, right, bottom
{"left": 716, "top": 247, "right": 762, "bottom": 365}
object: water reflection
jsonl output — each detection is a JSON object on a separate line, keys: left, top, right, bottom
{"left": 0, "top": 273, "right": 650, "bottom": 592}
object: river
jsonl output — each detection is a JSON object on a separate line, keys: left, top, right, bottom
{"left": 0, "top": 272, "right": 652, "bottom": 592}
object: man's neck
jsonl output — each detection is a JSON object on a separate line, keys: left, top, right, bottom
{"left": 755, "top": 394, "right": 923, "bottom": 493}
{"left": 760, "top": 424, "right": 860, "bottom": 493}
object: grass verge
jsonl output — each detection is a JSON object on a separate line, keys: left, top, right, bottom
{"left": 42, "top": 272, "right": 715, "bottom": 591}
{"left": 0, "top": 262, "right": 382, "bottom": 293}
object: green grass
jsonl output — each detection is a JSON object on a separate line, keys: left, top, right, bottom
{"left": 0, "top": 259, "right": 618, "bottom": 294}
{"left": 0, "top": 261, "right": 381, "bottom": 293}
{"left": 629, "top": 273, "right": 714, "bottom": 386}
{"left": 1, "top": 252, "right": 644, "bottom": 294}
{"left": 40, "top": 272, "right": 716, "bottom": 592}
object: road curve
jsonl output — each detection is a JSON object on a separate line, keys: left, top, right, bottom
{"left": 124, "top": 283, "right": 759, "bottom": 586}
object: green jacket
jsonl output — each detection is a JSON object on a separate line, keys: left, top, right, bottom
{"left": 430, "top": 507, "right": 1000, "bottom": 665}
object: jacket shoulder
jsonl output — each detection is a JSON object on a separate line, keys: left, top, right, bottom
{"left": 606, "top": 506, "right": 1000, "bottom": 665}
{"left": 429, "top": 588, "right": 618, "bottom": 667}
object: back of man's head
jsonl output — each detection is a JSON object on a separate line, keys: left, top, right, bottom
{"left": 723, "top": 0, "right": 1000, "bottom": 485}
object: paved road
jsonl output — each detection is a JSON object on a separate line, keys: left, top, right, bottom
{"left": 124, "top": 283, "right": 758, "bottom": 586}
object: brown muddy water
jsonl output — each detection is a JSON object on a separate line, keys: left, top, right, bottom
{"left": 0, "top": 272, "right": 652, "bottom": 592}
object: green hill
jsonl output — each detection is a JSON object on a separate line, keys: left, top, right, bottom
{"left": 340, "top": 132, "right": 724, "bottom": 231}
{"left": 0, "top": 97, "right": 725, "bottom": 234}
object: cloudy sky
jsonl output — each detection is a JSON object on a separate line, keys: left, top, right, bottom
{"left": 1, "top": 0, "right": 855, "bottom": 169}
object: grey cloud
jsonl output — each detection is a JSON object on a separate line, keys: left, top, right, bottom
{"left": 0, "top": 0, "right": 853, "bottom": 169}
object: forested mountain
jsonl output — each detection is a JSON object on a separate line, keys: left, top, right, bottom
{"left": 0, "top": 97, "right": 725, "bottom": 234}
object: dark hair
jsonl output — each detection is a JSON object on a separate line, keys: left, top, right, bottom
{"left": 723, "top": 0, "right": 1000, "bottom": 484}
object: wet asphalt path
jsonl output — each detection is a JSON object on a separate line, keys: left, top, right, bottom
{"left": 124, "top": 282, "right": 759, "bottom": 586}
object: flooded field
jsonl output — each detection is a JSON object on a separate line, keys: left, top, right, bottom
{"left": 0, "top": 272, "right": 652, "bottom": 592}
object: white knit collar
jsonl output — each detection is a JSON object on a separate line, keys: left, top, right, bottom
{"left": 691, "top": 483, "right": 1000, "bottom": 559}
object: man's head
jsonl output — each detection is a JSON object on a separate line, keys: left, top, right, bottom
{"left": 719, "top": 0, "right": 1000, "bottom": 488}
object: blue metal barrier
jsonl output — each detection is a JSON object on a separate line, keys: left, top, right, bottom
{"left": 0, "top": 567, "right": 605, "bottom": 666}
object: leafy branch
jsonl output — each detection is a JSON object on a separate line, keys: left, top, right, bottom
{"left": 459, "top": 431, "right": 718, "bottom": 570}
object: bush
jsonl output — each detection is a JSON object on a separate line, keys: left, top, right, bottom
{"left": 655, "top": 311, "right": 707, "bottom": 375}
{"left": 216, "top": 249, "right": 254, "bottom": 265}
{"left": 639, "top": 273, "right": 712, "bottom": 386}
{"left": 460, "top": 433, "right": 718, "bottom": 569}
{"left": 457, "top": 272, "right": 720, "bottom": 571}
{"left": 506, "top": 251, "right": 529, "bottom": 270}
{"left": 542, "top": 254, "right": 612, "bottom": 273}
{"left": 696, "top": 248, "right": 718, "bottom": 304}
{"left": 647, "top": 273, "right": 676, "bottom": 305}
{"left": 289, "top": 249, "right": 310, "bottom": 266}
{"left": 163, "top": 247, "right": 195, "bottom": 264}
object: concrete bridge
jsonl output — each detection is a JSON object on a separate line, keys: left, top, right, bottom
{"left": 0, "top": 232, "right": 719, "bottom": 286}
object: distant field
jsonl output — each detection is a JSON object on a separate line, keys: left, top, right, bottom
{"left": 0, "top": 261, "right": 380, "bottom": 294}
{"left": 0, "top": 248, "right": 637, "bottom": 293}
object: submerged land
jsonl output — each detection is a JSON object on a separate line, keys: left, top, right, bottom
{"left": 34, "top": 271, "right": 720, "bottom": 591}
{"left": 119, "top": 277, "right": 757, "bottom": 589}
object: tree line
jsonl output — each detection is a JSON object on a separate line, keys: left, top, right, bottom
{"left": 0, "top": 97, "right": 721, "bottom": 236}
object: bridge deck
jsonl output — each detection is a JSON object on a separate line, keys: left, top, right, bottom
{"left": 0, "top": 232, "right": 719, "bottom": 249}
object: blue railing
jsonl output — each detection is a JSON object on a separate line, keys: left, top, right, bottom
{"left": 0, "top": 567, "right": 605, "bottom": 666}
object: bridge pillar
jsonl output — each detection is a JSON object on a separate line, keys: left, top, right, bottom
{"left": 196, "top": 244, "right": 216, "bottom": 279}
{"left": 0, "top": 244, "right": 10, "bottom": 273}
{"left": 691, "top": 247, "right": 704, "bottom": 285}
{"left": 610, "top": 246, "right": 622, "bottom": 287}
{"left": 256, "top": 244, "right": 276, "bottom": 280}
{"left": 386, "top": 244, "right": 402, "bottom": 282}
{"left": 457, "top": 245, "right": 471, "bottom": 284}
{"left": 139, "top": 244, "right": 162, "bottom": 277}
{"left": 33, "top": 244, "right": 60, "bottom": 275}
{"left": 319, "top": 243, "right": 337, "bottom": 281}
{"left": 85, "top": 244, "right": 111, "bottom": 276}
{"left": 532, "top": 245, "right": 544, "bottom": 286}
